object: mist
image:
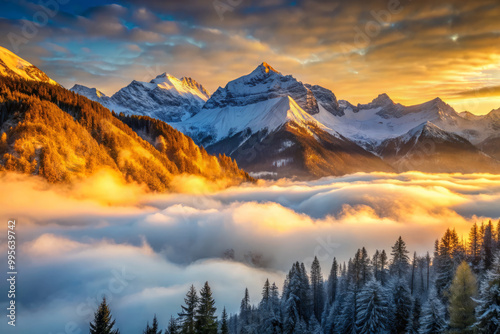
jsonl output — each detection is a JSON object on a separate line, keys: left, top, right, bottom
{"left": 0, "top": 171, "right": 499, "bottom": 333}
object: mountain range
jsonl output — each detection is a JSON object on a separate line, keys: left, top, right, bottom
{"left": 2, "top": 44, "right": 500, "bottom": 179}
{"left": 0, "top": 46, "right": 250, "bottom": 190}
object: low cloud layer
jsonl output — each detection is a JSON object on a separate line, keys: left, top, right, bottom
{"left": 0, "top": 171, "right": 499, "bottom": 333}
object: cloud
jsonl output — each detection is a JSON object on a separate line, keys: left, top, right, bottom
{"left": 2, "top": 0, "right": 499, "bottom": 112}
{"left": 2, "top": 169, "right": 500, "bottom": 334}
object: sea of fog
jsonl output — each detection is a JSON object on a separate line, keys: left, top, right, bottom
{"left": 1, "top": 171, "right": 500, "bottom": 333}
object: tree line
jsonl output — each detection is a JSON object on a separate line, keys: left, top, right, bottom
{"left": 89, "top": 221, "right": 500, "bottom": 333}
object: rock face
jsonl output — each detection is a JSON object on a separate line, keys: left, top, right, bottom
{"left": 203, "top": 63, "right": 320, "bottom": 115}
{"left": 71, "top": 73, "right": 210, "bottom": 122}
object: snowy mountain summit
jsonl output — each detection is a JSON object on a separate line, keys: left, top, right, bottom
{"left": 173, "top": 63, "right": 392, "bottom": 178}
{"left": 204, "top": 62, "right": 331, "bottom": 116}
{"left": 71, "top": 73, "right": 210, "bottom": 122}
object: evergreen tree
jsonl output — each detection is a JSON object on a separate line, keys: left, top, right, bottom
{"left": 410, "top": 251, "right": 417, "bottom": 295}
{"left": 220, "top": 307, "right": 229, "bottom": 334}
{"left": 178, "top": 285, "right": 198, "bottom": 334}
{"left": 283, "top": 263, "right": 302, "bottom": 334}
{"left": 327, "top": 258, "right": 338, "bottom": 305}
{"left": 261, "top": 279, "right": 270, "bottom": 306}
{"left": 299, "top": 262, "right": 312, "bottom": 320}
{"left": 390, "top": 278, "right": 412, "bottom": 334}
{"left": 195, "top": 282, "right": 218, "bottom": 334}
{"left": 390, "top": 236, "right": 410, "bottom": 279}
{"left": 356, "top": 279, "right": 390, "bottom": 334}
{"left": 435, "top": 229, "right": 459, "bottom": 301}
{"left": 448, "top": 261, "right": 477, "bottom": 333}
{"left": 360, "top": 247, "right": 371, "bottom": 285}
{"left": 166, "top": 316, "right": 179, "bottom": 334}
{"left": 239, "top": 287, "right": 251, "bottom": 328}
{"left": 89, "top": 297, "right": 120, "bottom": 334}
{"left": 474, "top": 253, "right": 500, "bottom": 333}
{"left": 406, "top": 297, "right": 421, "bottom": 334}
{"left": 418, "top": 290, "right": 447, "bottom": 334}
{"left": 335, "top": 282, "right": 358, "bottom": 334}
{"left": 468, "top": 222, "right": 481, "bottom": 270}
{"left": 380, "top": 250, "right": 388, "bottom": 285}
{"left": 481, "top": 221, "right": 494, "bottom": 271}
{"left": 310, "top": 256, "right": 325, "bottom": 322}
{"left": 372, "top": 251, "right": 380, "bottom": 282}
{"left": 143, "top": 315, "right": 162, "bottom": 334}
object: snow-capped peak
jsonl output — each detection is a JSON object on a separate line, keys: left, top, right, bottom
{"left": 149, "top": 73, "right": 210, "bottom": 101}
{"left": 70, "top": 84, "right": 108, "bottom": 99}
{"left": 0, "top": 46, "right": 58, "bottom": 85}
{"left": 258, "top": 62, "right": 280, "bottom": 74}
{"left": 203, "top": 62, "right": 321, "bottom": 115}
{"left": 371, "top": 93, "right": 394, "bottom": 106}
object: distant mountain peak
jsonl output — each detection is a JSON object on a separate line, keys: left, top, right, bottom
{"left": 259, "top": 62, "right": 280, "bottom": 74}
{"left": 70, "top": 84, "right": 108, "bottom": 99}
{"left": 249, "top": 62, "right": 281, "bottom": 77}
{"left": 371, "top": 93, "right": 394, "bottom": 106}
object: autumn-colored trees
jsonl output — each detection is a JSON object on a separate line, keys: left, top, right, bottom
{"left": 0, "top": 76, "right": 251, "bottom": 191}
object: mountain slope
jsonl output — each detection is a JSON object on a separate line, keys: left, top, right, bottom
{"left": 376, "top": 122, "right": 500, "bottom": 173}
{"left": 0, "top": 46, "right": 58, "bottom": 85}
{"left": 0, "top": 76, "right": 251, "bottom": 191}
{"left": 70, "top": 73, "right": 209, "bottom": 122}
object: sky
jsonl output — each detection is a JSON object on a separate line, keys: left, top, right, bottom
{"left": 1, "top": 0, "right": 500, "bottom": 115}
{"left": 1, "top": 170, "right": 500, "bottom": 333}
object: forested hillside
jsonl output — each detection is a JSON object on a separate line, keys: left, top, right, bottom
{"left": 91, "top": 221, "right": 500, "bottom": 334}
{"left": 0, "top": 76, "right": 251, "bottom": 191}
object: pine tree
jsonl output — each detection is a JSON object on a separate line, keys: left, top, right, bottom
{"left": 220, "top": 307, "right": 229, "bottom": 334}
{"left": 283, "top": 263, "right": 302, "bottom": 334}
{"left": 468, "top": 222, "right": 481, "bottom": 270}
{"left": 360, "top": 247, "right": 371, "bottom": 285}
{"left": 299, "top": 262, "right": 312, "bottom": 320}
{"left": 195, "top": 282, "right": 218, "bottom": 334}
{"left": 166, "top": 316, "right": 178, "bottom": 334}
{"left": 418, "top": 290, "right": 446, "bottom": 334}
{"left": 406, "top": 297, "right": 421, "bottom": 334}
{"left": 355, "top": 279, "right": 390, "bottom": 334}
{"left": 335, "top": 282, "right": 358, "bottom": 334}
{"left": 435, "top": 229, "right": 459, "bottom": 301}
{"left": 240, "top": 287, "right": 251, "bottom": 327}
{"left": 448, "top": 261, "right": 477, "bottom": 333}
{"left": 143, "top": 315, "right": 162, "bottom": 334}
{"left": 380, "top": 250, "right": 388, "bottom": 285}
{"left": 261, "top": 279, "right": 271, "bottom": 306}
{"left": 481, "top": 221, "right": 494, "bottom": 271}
{"left": 310, "top": 256, "right": 325, "bottom": 322}
{"left": 89, "top": 297, "right": 120, "bottom": 334}
{"left": 391, "top": 278, "right": 412, "bottom": 334}
{"left": 410, "top": 251, "right": 417, "bottom": 295}
{"left": 390, "top": 236, "right": 410, "bottom": 279}
{"left": 178, "top": 285, "right": 198, "bottom": 334}
{"left": 474, "top": 253, "right": 500, "bottom": 333}
{"left": 327, "top": 258, "right": 338, "bottom": 305}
